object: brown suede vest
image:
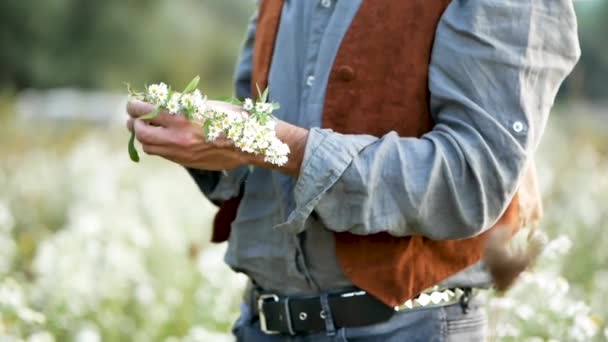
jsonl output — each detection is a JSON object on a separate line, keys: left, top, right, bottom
{"left": 212, "top": 0, "right": 520, "bottom": 307}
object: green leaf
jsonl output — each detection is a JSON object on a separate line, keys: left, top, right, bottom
{"left": 261, "top": 87, "right": 269, "bottom": 103}
{"left": 182, "top": 75, "right": 200, "bottom": 94}
{"left": 128, "top": 131, "right": 140, "bottom": 162}
{"left": 259, "top": 115, "right": 268, "bottom": 125}
{"left": 183, "top": 107, "right": 193, "bottom": 120}
{"left": 272, "top": 102, "right": 280, "bottom": 110}
{"left": 218, "top": 96, "right": 235, "bottom": 102}
{"left": 140, "top": 107, "right": 161, "bottom": 120}
{"left": 218, "top": 96, "right": 243, "bottom": 105}
{"left": 203, "top": 120, "right": 212, "bottom": 140}
{"left": 256, "top": 83, "right": 263, "bottom": 101}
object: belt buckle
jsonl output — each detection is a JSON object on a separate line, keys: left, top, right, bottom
{"left": 257, "top": 294, "right": 280, "bottom": 335}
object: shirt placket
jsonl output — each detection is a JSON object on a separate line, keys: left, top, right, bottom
{"left": 289, "top": 0, "right": 337, "bottom": 292}
{"left": 297, "top": 0, "right": 335, "bottom": 127}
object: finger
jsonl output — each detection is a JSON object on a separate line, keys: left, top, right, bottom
{"left": 127, "top": 100, "right": 188, "bottom": 128}
{"left": 126, "top": 118, "right": 134, "bottom": 132}
{"left": 147, "top": 112, "right": 189, "bottom": 128}
{"left": 133, "top": 119, "right": 174, "bottom": 145}
{"left": 141, "top": 144, "right": 185, "bottom": 165}
{"left": 127, "top": 99, "right": 156, "bottom": 118}
{"left": 141, "top": 143, "right": 173, "bottom": 157}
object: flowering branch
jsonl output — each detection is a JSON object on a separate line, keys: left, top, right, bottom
{"left": 126, "top": 76, "right": 290, "bottom": 166}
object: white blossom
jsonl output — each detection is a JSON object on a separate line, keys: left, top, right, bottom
{"left": 193, "top": 90, "right": 208, "bottom": 112}
{"left": 180, "top": 93, "right": 195, "bottom": 109}
{"left": 75, "top": 326, "right": 101, "bottom": 342}
{"left": 243, "top": 98, "right": 254, "bottom": 111}
{"left": 147, "top": 83, "right": 169, "bottom": 105}
{"left": 27, "top": 331, "right": 55, "bottom": 342}
{"left": 166, "top": 93, "right": 181, "bottom": 114}
{"left": 139, "top": 81, "right": 290, "bottom": 166}
{"left": 255, "top": 102, "right": 267, "bottom": 113}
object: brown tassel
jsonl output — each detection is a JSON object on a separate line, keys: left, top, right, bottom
{"left": 483, "top": 228, "right": 545, "bottom": 293}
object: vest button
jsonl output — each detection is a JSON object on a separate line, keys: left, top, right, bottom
{"left": 337, "top": 66, "right": 356, "bottom": 82}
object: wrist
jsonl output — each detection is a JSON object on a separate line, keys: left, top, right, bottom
{"left": 248, "top": 120, "right": 308, "bottom": 177}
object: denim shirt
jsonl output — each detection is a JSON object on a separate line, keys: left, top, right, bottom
{"left": 189, "top": 0, "right": 580, "bottom": 295}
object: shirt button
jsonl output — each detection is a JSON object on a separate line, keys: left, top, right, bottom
{"left": 512, "top": 121, "right": 525, "bottom": 133}
{"left": 306, "top": 75, "right": 315, "bottom": 87}
{"left": 320, "top": 0, "right": 332, "bottom": 8}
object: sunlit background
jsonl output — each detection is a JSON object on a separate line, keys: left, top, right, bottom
{"left": 0, "top": 1, "right": 607, "bottom": 341}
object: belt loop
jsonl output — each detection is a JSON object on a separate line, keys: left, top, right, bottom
{"left": 459, "top": 288, "right": 472, "bottom": 314}
{"left": 320, "top": 293, "right": 336, "bottom": 336}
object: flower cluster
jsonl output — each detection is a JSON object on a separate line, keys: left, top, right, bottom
{"left": 127, "top": 76, "right": 290, "bottom": 166}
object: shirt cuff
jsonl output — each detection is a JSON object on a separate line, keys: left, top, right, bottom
{"left": 187, "top": 166, "right": 249, "bottom": 204}
{"left": 274, "top": 128, "right": 375, "bottom": 233}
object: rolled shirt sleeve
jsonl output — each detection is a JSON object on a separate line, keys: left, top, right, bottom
{"left": 187, "top": 10, "right": 258, "bottom": 202}
{"left": 276, "top": 0, "right": 580, "bottom": 239}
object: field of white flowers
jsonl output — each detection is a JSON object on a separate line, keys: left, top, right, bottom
{"left": 1, "top": 103, "right": 607, "bottom": 341}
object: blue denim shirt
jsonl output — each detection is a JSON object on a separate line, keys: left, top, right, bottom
{"left": 189, "top": 0, "right": 580, "bottom": 295}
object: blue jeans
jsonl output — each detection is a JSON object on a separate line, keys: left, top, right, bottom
{"left": 232, "top": 298, "right": 487, "bottom": 341}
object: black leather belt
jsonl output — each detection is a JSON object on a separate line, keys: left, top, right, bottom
{"left": 251, "top": 286, "right": 474, "bottom": 335}
{"left": 252, "top": 288, "right": 395, "bottom": 335}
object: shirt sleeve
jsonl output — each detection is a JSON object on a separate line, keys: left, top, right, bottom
{"left": 187, "top": 10, "right": 258, "bottom": 202}
{"left": 276, "top": 0, "right": 580, "bottom": 239}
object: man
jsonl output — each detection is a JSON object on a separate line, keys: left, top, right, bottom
{"left": 127, "top": 0, "right": 580, "bottom": 340}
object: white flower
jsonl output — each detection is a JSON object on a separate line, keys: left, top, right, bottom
{"left": 0, "top": 199, "right": 15, "bottom": 232}
{"left": 264, "top": 138, "right": 290, "bottom": 166}
{"left": 166, "top": 93, "right": 181, "bottom": 114}
{"left": 219, "top": 112, "right": 241, "bottom": 130}
{"left": 227, "top": 126, "right": 241, "bottom": 141}
{"left": 27, "top": 331, "right": 55, "bottom": 342}
{"left": 206, "top": 125, "right": 222, "bottom": 141}
{"left": 0, "top": 278, "right": 24, "bottom": 308}
{"left": 263, "top": 103, "right": 274, "bottom": 113}
{"left": 243, "top": 98, "right": 254, "bottom": 111}
{"left": 181, "top": 93, "right": 195, "bottom": 109}
{"left": 17, "top": 307, "right": 46, "bottom": 324}
{"left": 135, "top": 284, "right": 156, "bottom": 305}
{"left": 147, "top": 83, "right": 169, "bottom": 105}
{"left": 193, "top": 90, "right": 208, "bottom": 113}
{"left": 255, "top": 102, "right": 267, "bottom": 113}
{"left": 75, "top": 326, "right": 101, "bottom": 342}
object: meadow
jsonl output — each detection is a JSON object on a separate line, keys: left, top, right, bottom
{"left": 1, "top": 102, "right": 607, "bottom": 341}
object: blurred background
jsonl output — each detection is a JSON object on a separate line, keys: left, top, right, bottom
{"left": 0, "top": 1, "right": 606, "bottom": 341}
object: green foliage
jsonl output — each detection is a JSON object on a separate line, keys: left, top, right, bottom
{"left": 128, "top": 131, "right": 140, "bottom": 162}
{"left": 0, "top": 0, "right": 255, "bottom": 96}
{"left": 0, "top": 0, "right": 605, "bottom": 102}
{"left": 181, "top": 76, "right": 200, "bottom": 95}
{"left": 560, "top": 1, "right": 608, "bottom": 101}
